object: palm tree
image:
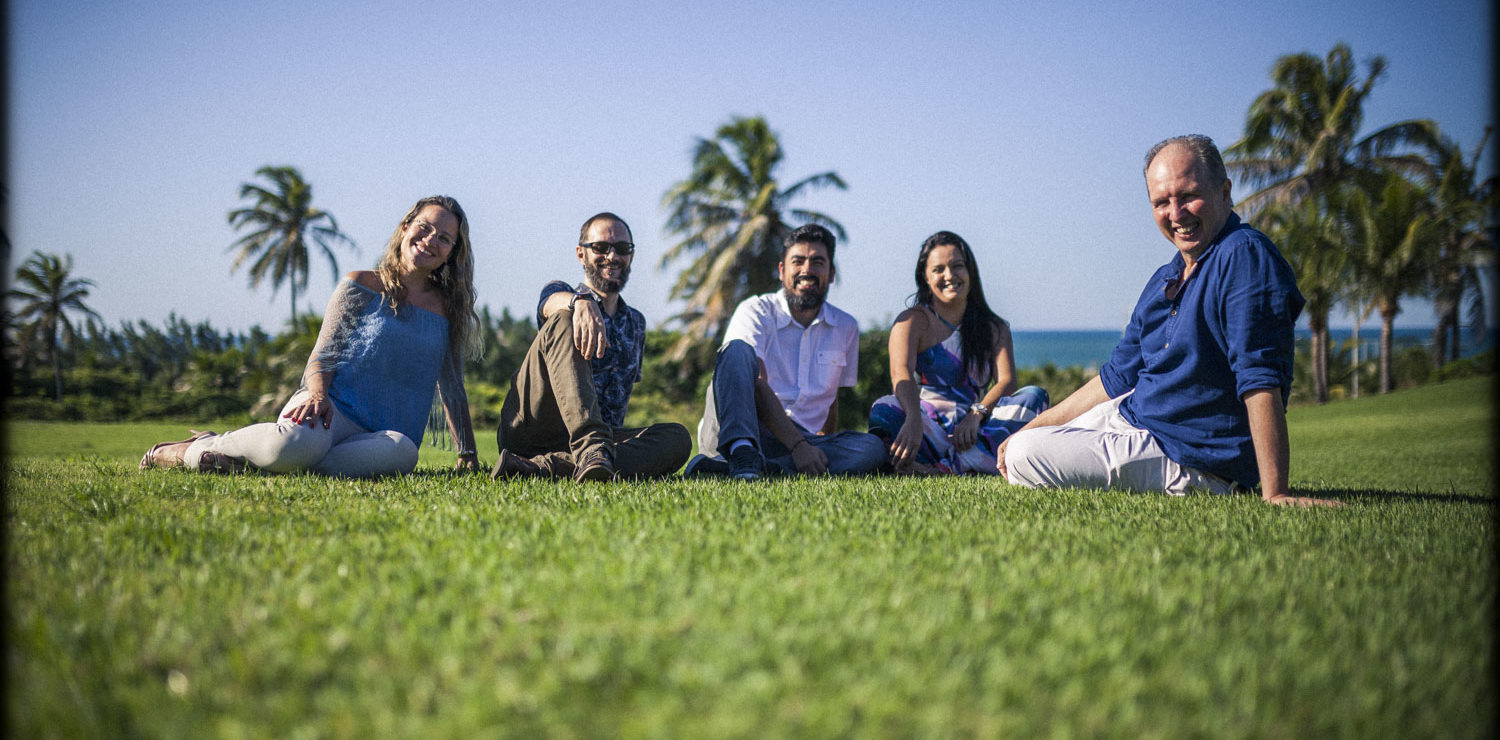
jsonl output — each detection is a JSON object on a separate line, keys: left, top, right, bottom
{"left": 1224, "top": 42, "right": 1439, "bottom": 216}
{"left": 1260, "top": 195, "right": 1348, "bottom": 403}
{"left": 1340, "top": 173, "right": 1437, "bottom": 393}
{"left": 1426, "top": 129, "right": 1497, "bottom": 365}
{"left": 660, "top": 116, "right": 846, "bottom": 357}
{"left": 8, "top": 251, "right": 103, "bottom": 400}
{"left": 227, "top": 166, "right": 356, "bottom": 323}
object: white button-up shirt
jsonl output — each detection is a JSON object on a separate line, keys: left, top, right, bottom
{"left": 722, "top": 291, "right": 860, "bottom": 432}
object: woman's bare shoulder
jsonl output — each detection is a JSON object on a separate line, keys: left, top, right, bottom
{"left": 892, "top": 306, "right": 931, "bottom": 330}
{"left": 345, "top": 270, "right": 382, "bottom": 292}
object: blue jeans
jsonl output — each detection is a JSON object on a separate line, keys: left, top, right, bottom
{"left": 698, "top": 340, "right": 887, "bottom": 476}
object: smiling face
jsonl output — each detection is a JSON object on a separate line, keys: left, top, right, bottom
{"left": 922, "top": 243, "right": 969, "bottom": 307}
{"left": 1146, "top": 143, "right": 1234, "bottom": 264}
{"left": 400, "top": 204, "right": 459, "bottom": 276}
{"left": 576, "top": 217, "right": 633, "bottom": 296}
{"left": 779, "top": 240, "right": 834, "bottom": 313}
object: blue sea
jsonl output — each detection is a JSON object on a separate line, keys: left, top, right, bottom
{"left": 1010, "top": 327, "right": 1487, "bottom": 370}
{"left": 1010, "top": 330, "right": 1124, "bottom": 370}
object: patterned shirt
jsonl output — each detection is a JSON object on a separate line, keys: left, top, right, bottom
{"left": 536, "top": 281, "right": 645, "bottom": 427}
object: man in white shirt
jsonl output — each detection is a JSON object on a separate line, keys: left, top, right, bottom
{"left": 686, "top": 224, "right": 888, "bottom": 480}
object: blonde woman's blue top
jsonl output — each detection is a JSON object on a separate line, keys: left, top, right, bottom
{"left": 306, "top": 279, "right": 470, "bottom": 447}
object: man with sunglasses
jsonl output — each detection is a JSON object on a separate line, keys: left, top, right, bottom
{"left": 492, "top": 212, "right": 691, "bottom": 482}
{"left": 685, "top": 224, "right": 888, "bottom": 480}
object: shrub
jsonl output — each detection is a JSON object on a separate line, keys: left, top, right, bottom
{"left": 1435, "top": 350, "right": 1495, "bottom": 381}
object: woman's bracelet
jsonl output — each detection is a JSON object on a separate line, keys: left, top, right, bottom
{"left": 793, "top": 438, "right": 810, "bottom": 451}
{"left": 457, "top": 449, "right": 477, "bottom": 458}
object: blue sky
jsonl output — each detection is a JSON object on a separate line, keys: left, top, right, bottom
{"left": 8, "top": 0, "right": 1494, "bottom": 335}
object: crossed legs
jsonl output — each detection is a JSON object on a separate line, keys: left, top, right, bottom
{"left": 1003, "top": 394, "right": 1235, "bottom": 496}
{"left": 497, "top": 309, "right": 690, "bottom": 478}
{"left": 697, "top": 339, "right": 886, "bottom": 476}
{"left": 177, "top": 389, "right": 418, "bottom": 477}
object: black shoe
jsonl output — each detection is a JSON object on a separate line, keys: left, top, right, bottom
{"left": 574, "top": 450, "right": 616, "bottom": 482}
{"left": 683, "top": 453, "right": 731, "bottom": 478}
{"left": 491, "top": 449, "right": 542, "bottom": 480}
{"left": 728, "top": 446, "right": 763, "bottom": 481}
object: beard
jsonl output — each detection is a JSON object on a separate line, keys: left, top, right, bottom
{"left": 584, "top": 259, "right": 630, "bottom": 295}
{"left": 783, "top": 280, "right": 828, "bottom": 313}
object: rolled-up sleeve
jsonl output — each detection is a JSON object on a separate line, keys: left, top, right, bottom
{"left": 1220, "top": 242, "right": 1304, "bottom": 401}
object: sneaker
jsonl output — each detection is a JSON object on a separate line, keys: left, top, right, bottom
{"left": 728, "top": 445, "right": 764, "bottom": 481}
{"left": 682, "top": 453, "right": 731, "bottom": 478}
{"left": 491, "top": 449, "right": 542, "bottom": 480}
{"left": 573, "top": 450, "right": 616, "bottom": 482}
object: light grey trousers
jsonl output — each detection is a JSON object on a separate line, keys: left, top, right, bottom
{"left": 183, "top": 389, "right": 419, "bottom": 478}
{"left": 1003, "top": 392, "right": 1238, "bottom": 496}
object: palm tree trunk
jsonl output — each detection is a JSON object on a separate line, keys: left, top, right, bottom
{"left": 1309, "top": 312, "right": 1329, "bottom": 404}
{"left": 52, "top": 344, "right": 64, "bottom": 401}
{"left": 1449, "top": 317, "right": 1461, "bottom": 362}
{"left": 1350, "top": 306, "right": 1362, "bottom": 399}
{"left": 1379, "top": 304, "right": 1397, "bottom": 394}
{"left": 1315, "top": 332, "right": 1327, "bottom": 403}
{"left": 1429, "top": 309, "right": 1452, "bottom": 369}
{"left": 290, "top": 279, "right": 299, "bottom": 324}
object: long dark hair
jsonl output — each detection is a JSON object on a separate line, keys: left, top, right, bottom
{"left": 912, "top": 231, "right": 1004, "bottom": 380}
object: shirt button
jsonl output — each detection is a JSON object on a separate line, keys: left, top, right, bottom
{"left": 1170, "top": 310, "right": 1176, "bottom": 316}
{"left": 1164, "top": 343, "right": 1170, "bottom": 349}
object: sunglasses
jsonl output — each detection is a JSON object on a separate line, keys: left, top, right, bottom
{"left": 580, "top": 240, "right": 635, "bottom": 256}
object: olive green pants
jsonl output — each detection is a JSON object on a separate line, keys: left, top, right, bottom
{"left": 496, "top": 309, "right": 690, "bottom": 479}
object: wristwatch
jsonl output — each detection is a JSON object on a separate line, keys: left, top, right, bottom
{"left": 969, "top": 402, "right": 990, "bottom": 417}
{"left": 569, "top": 288, "right": 597, "bottom": 310}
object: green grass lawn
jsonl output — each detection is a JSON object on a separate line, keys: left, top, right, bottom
{"left": 6, "top": 377, "right": 1494, "bottom": 738}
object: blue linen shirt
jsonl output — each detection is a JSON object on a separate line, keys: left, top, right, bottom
{"left": 536, "top": 281, "right": 646, "bottom": 428}
{"left": 1098, "top": 214, "right": 1304, "bottom": 488}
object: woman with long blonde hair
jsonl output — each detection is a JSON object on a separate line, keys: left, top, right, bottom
{"left": 140, "top": 195, "right": 482, "bottom": 477}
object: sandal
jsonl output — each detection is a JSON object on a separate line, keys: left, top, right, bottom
{"left": 138, "top": 430, "right": 216, "bottom": 471}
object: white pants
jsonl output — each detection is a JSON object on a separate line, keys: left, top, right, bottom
{"left": 1003, "top": 393, "right": 1236, "bottom": 496}
{"left": 183, "top": 389, "right": 419, "bottom": 478}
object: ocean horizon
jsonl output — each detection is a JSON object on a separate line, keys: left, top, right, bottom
{"left": 1010, "top": 327, "right": 1487, "bottom": 370}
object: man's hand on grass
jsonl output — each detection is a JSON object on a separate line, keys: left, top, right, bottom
{"left": 1263, "top": 492, "right": 1344, "bottom": 508}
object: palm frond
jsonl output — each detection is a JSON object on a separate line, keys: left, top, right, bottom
{"left": 659, "top": 116, "right": 845, "bottom": 348}
{"left": 226, "top": 166, "right": 355, "bottom": 317}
